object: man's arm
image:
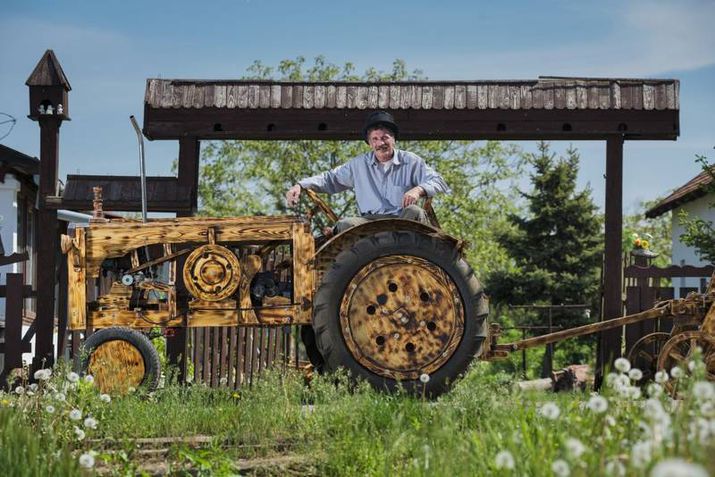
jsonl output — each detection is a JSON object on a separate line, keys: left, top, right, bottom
{"left": 413, "top": 159, "right": 450, "bottom": 197}
{"left": 286, "top": 161, "right": 355, "bottom": 208}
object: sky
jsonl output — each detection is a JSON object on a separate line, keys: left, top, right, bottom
{"left": 1, "top": 0, "right": 714, "bottom": 214}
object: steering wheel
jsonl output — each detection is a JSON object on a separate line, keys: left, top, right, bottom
{"left": 303, "top": 188, "right": 339, "bottom": 224}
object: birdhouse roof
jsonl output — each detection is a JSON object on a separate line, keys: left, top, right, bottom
{"left": 25, "top": 50, "right": 71, "bottom": 90}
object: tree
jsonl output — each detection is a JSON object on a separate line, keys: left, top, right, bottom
{"left": 197, "top": 56, "right": 525, "bottom": 276}
{"left": 485, "top": 142, "right": 603, "bottom": 372}
{"left": 678, "top": 155, "right": 715, "bottom": 264}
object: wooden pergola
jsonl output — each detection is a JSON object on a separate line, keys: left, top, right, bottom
{"left": 33, "top": 62, "right": 680, "bottom": 376}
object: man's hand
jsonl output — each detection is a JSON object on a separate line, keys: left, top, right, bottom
{"left": 402, "top": 186, "right": 424, "bottom": 208}
{"left": 286, "top": 184, "right": 302, "bottom": 208}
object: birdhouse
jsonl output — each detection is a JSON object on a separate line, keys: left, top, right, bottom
{"left": 26, "top": 50, "right": 71, "bottom": 121}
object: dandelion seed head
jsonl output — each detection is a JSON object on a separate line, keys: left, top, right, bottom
{"left": 631, "top": 440, "right": 652, "bottom": 468}
{"left": 28, "top": 383, "right": 38, "bottom": 392}
{"left": 419, "top": 373, "right": 430, "bottom": 384}
{"left": 586, "top": 395, "right": 608, "bottom": 413}
{"left": 692, "top": 381, "right": 715, "bottom": 401}
{"left": 650, "top": 458, "right": 708, "bottom": 477}
{"left": 99, "top": 393, "right": 111, "bottom": 403}
{"left": 700, "top": 401, "right": 714, "bottom": 416}
{"left": 565, "top": 437, "right": 586, "bottom": 458}
{"left": 69, "top": 409, "right": 82, "bottom": 421}
{"left": 83, "top": 374, "right": 94, "bottom": 384}
{"left": 614, "top": 357, "right": 631, "bottom": 373}
{"left": 654, "top": 371, "right": 669, "bottom": 384}
{"left": 45, "top": 405, "right": 55, "bottom": 414}
{"left": 495, "top": 450, "right": 515, "bottom": 470}
{"left": 605, "top": 459, "right": 626, "bottom": 477}
{"left": 14, "top": 386, "right": 24, "bottom": 395}
{"left": 647, "top": 383, "right": 664, "bottom": 397}
{"left": 84, "top": 417, "right": 98, "bottom": 429}
{"left": 628, "top": 368, "right": 643, "bottom": 382}
{"left": 74, "top": 426, "right": 85, "bottom": 441}
{"left": 538, "top": 402, "right": 561, "bottom": 420}
{"left": 34, "top": 369, "right": 52, "bottom": 381}
{"left": 66, "top": 372, "right": 79, "bottom": 383}
{"left": 551, "top": 459, "right": 570, "bottom": 477}
{"left": 626, "top": 386, "right": 642, "bottom": 400}
{"left": 219, "top": 377, "right": 228, "bottom": 385}
{"left": 670, "top": 367, "right": 684, "bottom": 379}
{"left": 54, "top": 392, "right": 66, "bottom": 402}
{"left": 78, "top": 452, "right": 94, "bottom": 468}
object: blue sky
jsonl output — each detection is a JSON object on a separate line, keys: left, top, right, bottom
{"left": 1, "top": 0, "right": 713, "bottom": 213}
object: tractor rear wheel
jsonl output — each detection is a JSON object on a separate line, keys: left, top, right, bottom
{"left": 80, "top": 327, "right": 161, "bottom": 395}
{"left": 312, "top": 230, "right": 488, "bottom": 397}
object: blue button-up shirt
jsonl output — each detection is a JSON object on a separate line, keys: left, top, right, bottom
{"left": 298, "top": 149, "right": 450, "bottom": 215}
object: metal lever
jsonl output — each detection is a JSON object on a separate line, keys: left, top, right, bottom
{"left": 129, "top": 115, "right": 148, "bottom": 223}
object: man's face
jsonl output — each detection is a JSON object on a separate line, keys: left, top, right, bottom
{"left": 367, "top": 127, "right": 396, "bottom": 162}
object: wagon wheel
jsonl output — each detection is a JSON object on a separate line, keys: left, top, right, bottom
{"left": 626, "top": 332, "right": 671, "bottom": 383}
{"left": 656, "top": 331, "right": 715, "bottom": 391}
{"left": 80, "top": 327, "right": 161, "bottom": 395}
{"left": 312, "top": 230, "right": 488, "bottom": 397}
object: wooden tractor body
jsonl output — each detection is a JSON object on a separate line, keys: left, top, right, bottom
{"left": 63, "top": 216, "right": 488, "bottom": 396}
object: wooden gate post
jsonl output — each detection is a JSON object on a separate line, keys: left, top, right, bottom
{"left": 1, "top": 274, "right": 24, "bottom": 385}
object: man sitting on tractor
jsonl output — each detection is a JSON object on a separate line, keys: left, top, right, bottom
{"left": 285, "top": 111, "right": 450, "bottom": 234}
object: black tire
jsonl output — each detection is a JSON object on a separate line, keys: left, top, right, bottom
{"left": 313, "top": 230, "right": 488, "bottom": 397}
{"left": 300, "top": 325, "right": 325, "bottom": 372}
{"left": 80, "top": 327, "right": 161, "bottom": 393}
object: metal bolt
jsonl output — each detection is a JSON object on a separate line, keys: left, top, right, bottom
{"left": 393, "top": 333, "right": 400, "bottom": 340}
{"left": 419, "top": 320, "right": 426, "bottom": 327}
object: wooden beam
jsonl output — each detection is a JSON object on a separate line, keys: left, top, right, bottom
{"left": 178, "top": 137, "right": 200, "bottom": 215}
{"left": 1, "top": 274, "right": 24, "bottom": 381}
{"left": 143, "top": 108, "right": 679, "bottom": 141}
{"left": 598, "top": 135, "right": 625, "bottom": 379}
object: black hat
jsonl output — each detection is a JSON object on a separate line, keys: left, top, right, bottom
{"left": 362, "top": 111, "right": 399, "bottom": 143}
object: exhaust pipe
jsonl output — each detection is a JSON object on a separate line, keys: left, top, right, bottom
{"left": 129, "top": 115, "right": 148, "bottom": 223}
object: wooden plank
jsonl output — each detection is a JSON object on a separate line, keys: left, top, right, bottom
{"left": 624, "top": 264, "right": 713, "bottom": 279}
{"left": 656, "top": 287, "right": 674, "bottom": 332}
{"left": 467, "top": 84, "right": 478, "bottom": 109}
{"left": 598, "top": 85, "right": 610, "bottom": 110}
{"left": 654, "top": 83, "right": 666, "bottom": 110}
{"left": 346, "top": 85, "right": 357, "bottom": 108}
{"left": 193, "top": 328, "right": 202, "bottom": 383}
{"left": 90, "top": 310, "right": 183, "bottom": 328}
{"left": 211, "top": 326, "right": 220, "bottom": 387}
{"left": 443, "top": 85, "right": 454, "bottom": 110}
{"left": 378, "top": 85, "right": 390, "bottom": 108}
{"left": 565, "top": 85, "right": 577, "bottom": 110}
{"left": 192, "top": 85, "right": 204, "bottom": 109}
{"left": 292, "top": 85, "right": 304, "bottom": 108}
{"left": 356, "top": 86, "right": 368, "bottom": 110}
{"left": 521, "top": 84, "right": 533, "bottom": 110}
{"left": 270, "top": 85, "right": 281, "bottom": 109}
{"left": 281, "top": 85, "right": 293, "bottom": 109}
{"left": 2, "top": 274, "right": 24, "bottom": 376}
{"left": 643, "top": 84, "right": 657, "bottom": 110}
{"left": 611, "top": 83, "right": 621, "bottom": 110}
{"left": 237, "top": 85, "right": 249, "bottom": 108}
{"left": 432, "top": 85, "right": 444, "bottom": 109}
{"left": 336, "top": 85, "right": 347, "bottom": 108}
{"left": 367, "top": 85, "right": 378, "bottom": 109}
{"left": 454, "top": 85, "right": 466, "bottom": 109}
{"left": 554, "top": 85, "right": 566, "bottom": 109}
{"left": 400, "top": 85, "right": 412, "bottom": 109}
{"left": 421, "top": 86, "right": 433, "bottom": 109}
{"left": 220, "top": 327, "right": 230, "bottom": 383}
{"left": 543, "top": 85, "right": 555, "bottom": 110}
{"left": 202, "top": 327, "right": 211, "bottom": 384}
{"left": 389, "top": 85, "right": 401, "bottom": 109}
{"left": 499, "top": 85, "right": 511, "bottom": 109}
{"left": 292, "top": 222, "right": 315, "bottom": 324}
{"left": 303, "top": 85, "right": 314, "bottom": 109}
{"left": 214, "top": 85, "right": 226, "bottom": 108}
{"left": 67, "top": 228, "right": 87, "bottom": 330}
{"left": 665, "top": 83, "right": 676, "bottom": 110}
{"left": 237, "top": 326, "right": 246, "bottom": 386}
{"left": 620, "top": 83, "right": 633, "bottom": 110}
{"left": 326, "top": 85, "right": 336, "bottom": 108}
{"left": 314, "top": 85, "right": 326, "bottom": 108}
{"left": 248, "top": 85, "right": 260, "bottom": 109}
{"left": 203, "top": 85, "right": 214, "bottom": 108}
{"left": 226, "top": 85, "right": 238, "bottom": 108}
{"left": 228, "top": 327, "right": 237, "bottom": 388}
{"left": 257, "top": 328, "right": 266, "bottom": 374}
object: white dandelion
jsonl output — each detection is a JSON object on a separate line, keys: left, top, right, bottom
{"left": 631, "top": 440, "right": 652, "bottom": 469}
{"left": 614, "top": 357, "right": 631, "bottom": 373}
{"left": 419, "top": 373, "right": 430, "bottom": 384}
{"left": 54, "top": 392, "right": 66, "bottom": 402}
{"left": 647, "top": 383, "right": 664, "bottom": 397}
{"left": 78, "top": 452, "right": 94, "bottom": 468}
{"left": 45, "top": 405, "right": 55, "bottom": 414}
{"left": 654, "top": 370, "right": 669, "bottom": 383}
{"left": 551, "top": 459, "right": 570, "bottom": 477}
{"left": 34, "top": 368, "right": 52, "bottom": 381}
{"left": 494, "top": 450, "right": 515, "bottom": 470}
{"left": 83, "top": 374, "right": 94, "bottom": 384}
{"left": 650, "top": 458, "right": 708, "bottom": 477}
{"left": 605, "top": 459, "right": 626, "bottom": 477}
{"left": 565, "top": 437, "right": 586, "bottom": 459}
{"left": 670, "top": 367, "right": 684, "bottom": 379}
{"left": 84, "top": 417, "right": 98, "bottom": 429}
{"left": 28, "top": 383, "right": 38, "bottom": 392}
{"left": 14, "top": 386, "right": 24, "bottom": 395}
{"left": 628, "top": 368, "right": 643, "bottom": 382}
{"left": 66, "top": 372, "right": 80, "bottom": 383}
{"left": 538, "top": 402, "right": 561, "bottom": 420}
{"left": 219, "top": 377, "right": 228, "bottom": 386}
{"left": 69, "top": 409, "right": 82, "bottom": 421}
{"left": 74, "top": 426, "right": 85, "bottom": 441}
{"left": 586, "top": 395, "right": 608, "bottom": 413}
{"left": 99, "top": 393, "right": 111, "bottom": 403}
{"left": 692, "top": 381, "right": 715, "bottom": 401}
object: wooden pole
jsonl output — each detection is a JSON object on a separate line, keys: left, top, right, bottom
{"left": 33, "top": 116, "right": 62, "bottom": 371}
{"left": 597, "top": 135, "right": 624, "bottom": 380}
{"left": 167, "top": 136, "right": 200, "bottom": 381}
{"left": 1, "top": 274, "right": 24, "bottom": 384}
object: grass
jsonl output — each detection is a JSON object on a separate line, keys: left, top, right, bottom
{"left": 1, "top": 360, "right": 714, "bottom": 476}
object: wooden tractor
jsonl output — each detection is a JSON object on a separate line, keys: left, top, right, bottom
{"left": 62, "top": 189, "right": 489, "bottom": 396}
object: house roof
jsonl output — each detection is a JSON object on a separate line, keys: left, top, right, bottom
{"left": 145, "top": 77, "right": 679, "bottom": 112}
{"left": 645, "top": 168, "right": 714, "bottom": 218}
{"left": 0, "top": 144, "right": 39, "bottom": 180}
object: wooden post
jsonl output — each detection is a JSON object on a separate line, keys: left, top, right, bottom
{"left": 1, "top": 274, "right": 24, "bottom": 384}
{"left": 597, "top": 135, "right": 624, "bottom": 380}
{"left": 56, "top": 221, "right": 69, "bottom": 360}
{"left": 167, "top": 136, "right": 200, "bottom": 380}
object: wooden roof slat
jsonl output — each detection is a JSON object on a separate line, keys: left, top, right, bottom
{"left": 643, "top": 84, "right": 655, "bottom": 110}
{"left": 26, "top": 50, "right": 71, "bottom": 90}
{"left": 378, "top": 85, "right": 390, "bottom": 109}
{"left": 326, "top": 85, "right": 336, "bottom": 108}
{"left": 357, "top": 86, "right": 368, "bottom": 109}
{"left": 454, "top": 84, "right": 466, "bottom": 109}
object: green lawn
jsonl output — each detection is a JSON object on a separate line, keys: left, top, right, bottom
{"left": 1, "top": 359, "right": 713, "bottom": 476}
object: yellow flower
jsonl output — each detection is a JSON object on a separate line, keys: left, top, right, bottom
{"left": 232, "top": 392, "right": 240, "bottom": 399}
{"left": 641, "top": 240, "right": 649, "bottom": 249}
{"left": 1, "top": 399, "right": 9, "bottom": 406}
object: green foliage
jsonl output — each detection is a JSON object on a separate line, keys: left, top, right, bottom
{"left": 679, "top": 155, "right": 715, "bottom": 264}
{"left": 197, "top": 56, "right": 524, "bottom": 276}
{"left": 623, "top": 198, "right": 672, "bottom": 267}
{"left": 485, "top": 142, "right": 603, "bottom": 369}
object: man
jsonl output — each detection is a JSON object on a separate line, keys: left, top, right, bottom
{"left": 285, "top": 111, "right": 450, "bottom": 233}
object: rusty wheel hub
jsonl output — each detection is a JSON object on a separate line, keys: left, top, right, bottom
{"left": 183, "top": 244, "right": 241, "bottom": 301}
{"left": 339, "top": 255, "right": 464, "bottom": 380}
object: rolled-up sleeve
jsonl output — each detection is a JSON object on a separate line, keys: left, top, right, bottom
{"left": 413, "top": 159, "right": 451, "bottom": 197}
{"left": 298, "top": 161, "right": 354, "bottom": 194}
